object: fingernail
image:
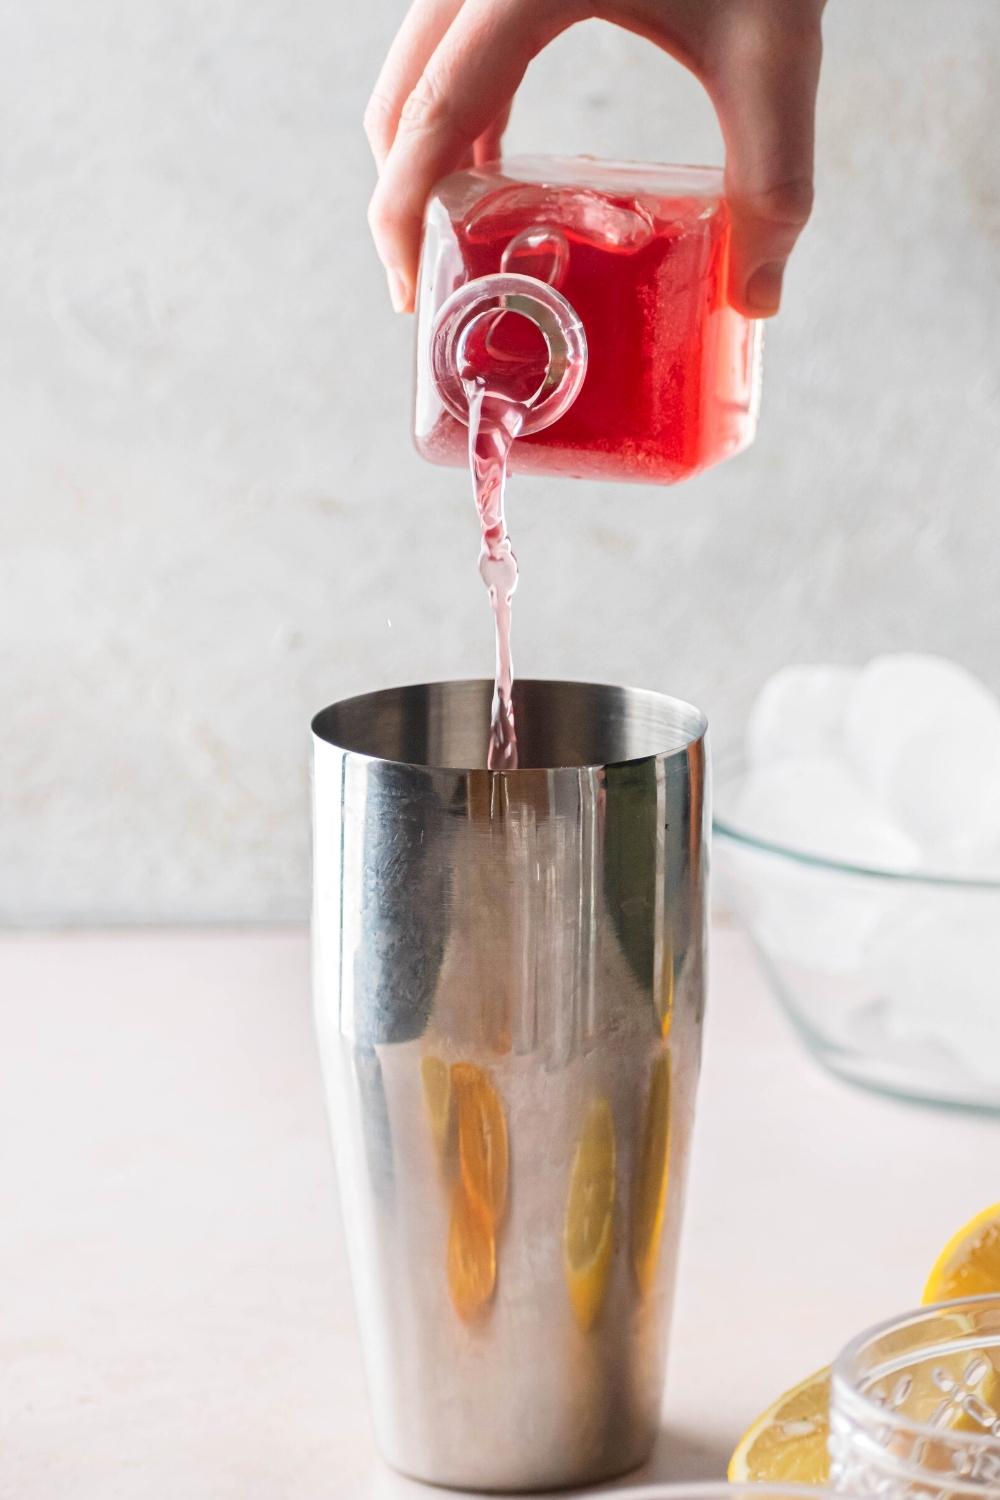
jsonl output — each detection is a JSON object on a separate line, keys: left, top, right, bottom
{"left": 385, "top": 267, "right": 410, "bottom": 313}
{"left": 745, "top": 260, "right": 785, "bottom": 315}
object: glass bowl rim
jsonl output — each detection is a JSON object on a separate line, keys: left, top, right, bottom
{"left": 713, "top": 755, "right": 1000, "bottom": 892}
{"left": 831, "top": 1292, "right": 1000, "bottom": 1447}
{"left": 614, "top": 1488, "right": 843, "bottom": 1499}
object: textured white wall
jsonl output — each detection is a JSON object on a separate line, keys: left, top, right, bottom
{"left": 2, "top": 0, "right": 999, "bottom": 923}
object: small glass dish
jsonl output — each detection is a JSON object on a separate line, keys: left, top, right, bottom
{"left": 714, "top": 760, "right": 1000, "bottom": 1111}
{"left": 830, "top": 1295, "right": 1000, "bottom": 1497}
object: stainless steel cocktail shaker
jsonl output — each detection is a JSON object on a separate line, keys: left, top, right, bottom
{"left": 312, "top": 679, "right": 709, "bottom": 1491}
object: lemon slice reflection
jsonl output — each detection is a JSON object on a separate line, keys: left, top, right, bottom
{"left": 453, "top": 1062, "right": 509, "bottom": 1226}
{"left": 564, "top": 1097, "right": 616, "bottom": 1330}
{"left": 421, "top": 1055, "right": 452, "bottom": 1154}
{"left": 447, "top": 1183, "right": 496, "bottom": 1322}
{"left": 631, "top": 1052, "right": 671, "bottom": 1297}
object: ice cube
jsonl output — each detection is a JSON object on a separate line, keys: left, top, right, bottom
{"left": 892, "top": 727, "right": 1000, "bottom": 866}
{"left": 733, "top": 755, "right": 920, "bottom": 869}
{"left": 464, "top": 186, "right": 654, "bottom": 252}
{"left": 718, "top": 835, "right": 899, "bottom": 974}
{"left": 746, "top": 664, "right": 860, "bottom": 766}
{"left": 500, "top": 227, "right": 570, "bottom": 289}
{"left": 843, "top": 654, "right": 1000, "bottom": 863}
{"left": 722, "top": 756, "right": 918, "bottom": 973}
{"left": 845, "top": 993, "right": 978, "bottom": 1094}
{"left": 866, "top": 888, "right": 1000, "bottom": 1086}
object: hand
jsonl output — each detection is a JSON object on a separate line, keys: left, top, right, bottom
{"left": 365, "top": 0, "right": 825, "bottom": 318}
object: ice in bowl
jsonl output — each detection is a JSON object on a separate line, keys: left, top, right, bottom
{"left": 715, "top": 653, "right": 1000, "bottom": 1109}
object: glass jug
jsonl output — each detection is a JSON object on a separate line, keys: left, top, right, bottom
{"left": 414, "top": 156, "right": 763, "bottom": 486}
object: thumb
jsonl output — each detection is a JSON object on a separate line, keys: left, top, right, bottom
{"left": 705, "top": 4, "right": 823, "bottom": 316}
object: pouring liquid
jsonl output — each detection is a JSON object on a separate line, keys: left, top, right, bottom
{"left": 459, "top": 308, "right": 551, "bottom": 771}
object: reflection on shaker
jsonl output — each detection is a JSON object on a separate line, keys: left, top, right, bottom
{"left": 563, "top": 1097, "right": 616, "bottom": 1331}
{"left": 447, "top": 1182, "right": 496, "bottom": 1321}
{"left": 421, "top": 1055, "right": 452, "bottom": 1157}
{"left": 355, "top": 1047, "right": 395, "bottom": 1202}
{"left": 454, "top": 1063, "right": 509, "bottom": 1226}
{"left": 603, "top": 759, "right": 658, "bottom": 994}
{"left": 442, "top": 1062, "right": 510, "bottom": 1322}
{"left": 659, "top": 937, "right": 676, "bottom": 1039}
{"left": 631, "top": 1051, "right": 671, "bottom": 1297}
{"left": 355, "top": 759, "right": 450, "bottom": 1048}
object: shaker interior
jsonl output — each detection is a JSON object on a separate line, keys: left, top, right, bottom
{"left": 312, "top": 678, "right": 706, "bottom": 771}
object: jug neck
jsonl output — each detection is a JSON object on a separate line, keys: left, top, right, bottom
{"left": 429, "top": 272, "right": 587, "bottom": 436}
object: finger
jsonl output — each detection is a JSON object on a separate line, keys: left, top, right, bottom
{"left": 364, "top": 0, "right": 464, "bottom": 169}
{"left": 703, "top": 1, "right": 824, "bottom": 315}
{"left": 473, "top": 101, "right": 512, "bottom": 167}
{"left": 368, "top": 0, "right": 581, "bottom": 310}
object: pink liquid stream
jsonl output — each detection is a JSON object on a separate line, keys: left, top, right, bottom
{"left": 465, "top": 382, "right": 523, "bottom": 771}
{"left": 460, "top": 305, "right": 552, "bottom": 772}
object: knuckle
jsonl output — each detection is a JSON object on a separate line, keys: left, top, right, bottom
{"left": 771, "top": 1, "right": 825, "bottom": 54}
{"left": 787, "top": 20, "right": 823, "bottom": 74}
{"left": 716, "top": 5, "right": 823, "bottom": 73}
{"left": 398, "top": 73, "right": 453, "bottom": 137}
{"left": 748, "top": 175, "right": 815, "bottom": 228}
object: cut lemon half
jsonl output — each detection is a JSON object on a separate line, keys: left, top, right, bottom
{"left": 924, "top": 1202, "right": 1000, "bottom": 1304}
{"left": 728, "top": 1366, "right": 831, "bottom": 1484}
{"left": 564, "top": 1097, "right": 616, "bottom": 1331}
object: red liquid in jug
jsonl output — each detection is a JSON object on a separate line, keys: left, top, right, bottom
{"left": 416, "top": 175, "right": 759, "bottom": 485}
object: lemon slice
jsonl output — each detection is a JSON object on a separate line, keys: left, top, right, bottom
{"left": 564, "top": 1097, "right": 616, "bottom": 1330}
{"left": 421, "top": 1055, "right": 452, "bottom": 1154}
{"left": 447, "top": 1184, "right": 496, "bottom": 1321}
{"left": 453, "top": 1063, "right": 509, "bottom": 1226}
{"left": 924, "top": 1202, "right": 1000, "bottom": 1304}
{"left": 728, "top": 1366, "right": 831, "bottom": 1484}
{"left": 631, "top": 1052, "right": 671, "bottom": 1297}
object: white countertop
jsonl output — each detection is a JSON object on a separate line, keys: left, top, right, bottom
{"left": 4, "top": 922, "right": 1000, "bottom": 1499}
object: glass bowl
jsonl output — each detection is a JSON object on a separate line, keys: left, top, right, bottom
{"left": 830, "top": 1295, "right": 1000, "bottom": 1496}
{"left": 713, "top": 760, "right": 1000, "bottom": 1110}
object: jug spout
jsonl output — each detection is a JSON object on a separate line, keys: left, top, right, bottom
{"left": 429, "top": 271, "right": 588, "bottom": 436}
